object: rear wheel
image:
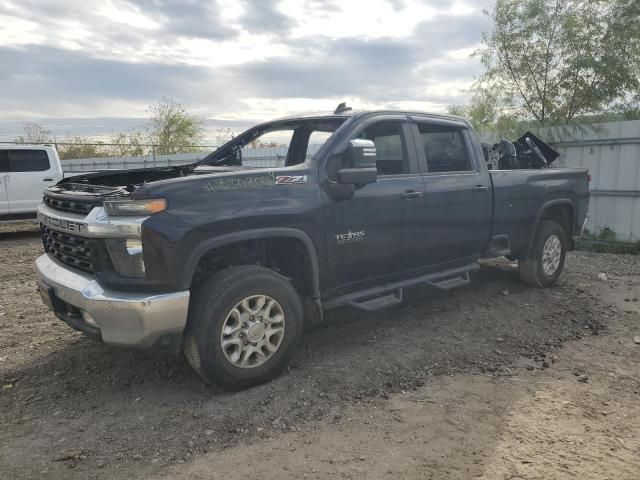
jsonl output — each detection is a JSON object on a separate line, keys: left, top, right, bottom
{"left": 183, "top": 265, "right": 303, "bottom": 390}
{"left": 519, "top": 220, "right": 567, "bottom": 287}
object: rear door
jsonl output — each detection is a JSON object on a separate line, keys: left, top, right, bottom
{"left": 6, "top": 149, "right": 55, "bottom": 213}
{"left": 410, "top": 117, "right": 492, "bottom": 267}
{"left": 0, "top": 151, "right": 9, "bottom": 214}
{"left": 322, "top": 117, "right": 425, "bottom": 294}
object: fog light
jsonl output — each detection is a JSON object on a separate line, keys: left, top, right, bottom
{"left": 106, "top": 238, "right": 146, "bottom": 278}
{"left": 126, "top": 238, "right": 143, "bottom": 256}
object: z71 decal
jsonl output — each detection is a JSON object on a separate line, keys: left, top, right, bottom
{"left": 276, "top": 175, "right": 308, "bottom": 185}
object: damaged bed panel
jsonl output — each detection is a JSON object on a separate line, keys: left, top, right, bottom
{"left": 482, "top": 131, "right": 560, "bottom": 170}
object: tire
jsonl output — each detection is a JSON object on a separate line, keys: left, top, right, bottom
{"left": 519, "top": 220, "right": 567, "bottom": 287}
{"left": 183, "top": 265, "right": 303, "bottom": 390}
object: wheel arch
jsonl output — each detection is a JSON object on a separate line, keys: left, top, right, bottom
{"left": 526, "top": 199, "right": 575, "bottom": 257}
{"left": 182, "top": 228, "right": 321, "bottom": 299}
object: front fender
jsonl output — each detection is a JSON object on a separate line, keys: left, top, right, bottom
{"left": 179, "top": 227, "right": 321, "bottom": 297}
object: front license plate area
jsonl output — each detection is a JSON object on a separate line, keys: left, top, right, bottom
{"left": 38, "top": 282, "right": 55, "bottom": 311}
{"left": 38, "top": 282, "right": 65, "bottom": 315}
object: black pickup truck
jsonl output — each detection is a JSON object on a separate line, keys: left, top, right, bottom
{"left": 35, "top": 105, "right": 589, "bottom": 389}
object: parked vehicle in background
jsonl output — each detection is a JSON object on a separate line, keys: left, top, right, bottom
{"left": 34, "top": 105, "right": 590, "bottom": 389}
{"left": 0, "top": 145, "right": 64, "bottom": 222}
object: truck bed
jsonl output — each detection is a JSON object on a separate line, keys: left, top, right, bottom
{"left": 489, "top": 168, "right": 590, "bottom": 257}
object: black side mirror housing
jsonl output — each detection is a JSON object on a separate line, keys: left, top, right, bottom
{"left": 337, "top": 139, "right": 378, "bottom": 185}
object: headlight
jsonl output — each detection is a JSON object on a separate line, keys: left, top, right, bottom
{"left": 104, "top": 198, "right": 167, "bottom": 216}
{"left": 105, "top": 238, "right": 145, "bottom": 278}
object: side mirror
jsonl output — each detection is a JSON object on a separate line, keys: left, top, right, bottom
{"left": 337, "top": 139, "right": 378, "bottom": 185}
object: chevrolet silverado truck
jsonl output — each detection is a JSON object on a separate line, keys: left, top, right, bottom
{"left": 35, "top": 105, "right": 589, "bottom": 389}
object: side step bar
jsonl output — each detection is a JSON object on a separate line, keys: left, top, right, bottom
{"left": 325, "top": 263, "right": 479, "bottom": 311}
{"left": 428, "top": 271, "right": 471, "bottom": 290}
{"left": 349, "top": 289, "right": 403, "bottom": 311}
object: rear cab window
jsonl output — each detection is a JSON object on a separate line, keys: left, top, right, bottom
{"left": 414, "top": 122, "right": 475, "bottom": 173}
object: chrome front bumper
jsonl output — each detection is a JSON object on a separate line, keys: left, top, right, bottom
{"left": 35, "top": 254, "right": 190, "bottom": 350}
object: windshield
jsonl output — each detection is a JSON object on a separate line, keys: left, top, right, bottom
{"left": 199, "top": 118, "right": 346, "bottom": 169}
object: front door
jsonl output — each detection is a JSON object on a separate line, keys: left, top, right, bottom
{"left": 322, "top": 118, "right": 425, "bottom": 295}
{"left": 410, "top": 118, "right": 492, "bottom": 267}
{"left": 6, "top": 149, "right": 55, "bottom": 213}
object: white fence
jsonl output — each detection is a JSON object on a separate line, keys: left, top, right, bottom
{"left": 62, "top": 144, "right": 324, "bottom": 172}
{"left": 553, "top": 120, "right": 640, "bottom": 242}
{"left": 62, "top": 151, "right": 206, "bottom": 172}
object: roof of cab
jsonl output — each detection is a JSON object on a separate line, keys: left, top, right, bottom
{"left": 0, "top": 143, "right": 57, "bottom": 150}
{"left": 272, "top": 103, "right": 469, "bottom": 125}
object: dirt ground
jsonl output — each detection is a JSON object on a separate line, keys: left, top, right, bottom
{"left": 0, "top": 222, "right": 639, "bottom": 480}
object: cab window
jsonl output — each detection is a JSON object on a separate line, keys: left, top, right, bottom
{"left": 240, "top": 130, "right": 294, "bottom": 168}
{"left": 327, "top": 120, "right": 410, "bottom": 179}
{"left": 416, "top": 123, "right": 473, "bottom": 173}
{"left": 8, "top": 150, "right": 51, "bottom": 172}
{"left": 307, "top": 131, "right": 333, "bottom": 160}
{"left": 359, "top": 121, "right": 409, "bottom": 176}
{"left": 0, "top": 151, "right": 9, "bottom": 172}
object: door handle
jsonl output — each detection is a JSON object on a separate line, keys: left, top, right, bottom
{"left": 472, "top": 185, "right": 488, "bottom": 193}
{"left": 402, "top": 190, "right": 422, "bottom": 199}
{"left": 43, "top": 178, "right": 54, "bottom": 182}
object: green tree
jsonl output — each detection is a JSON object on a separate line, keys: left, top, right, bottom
{"left": 14, "top": 122, "right": 53, "bottom": 144}
{"left": 145, "top": 97, "right": 204, "bottom": 155}
{"left": 448, "top": 90, "right": 501, "bottom": 130}
{"left": 476, "top": 0, "right": 640, "bottom": 126}
{"left": 215, "top": 127, "right": 234, "bottom": 147}
{"left": 110, "top": 132, "right": 146, "bottom": 157}
{"left": 57, "top": 137, "right": 106, "bottom": 160}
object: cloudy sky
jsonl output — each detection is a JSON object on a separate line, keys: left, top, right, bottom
{"left": 0, "top": 0, "right": 494, "bottom": 140}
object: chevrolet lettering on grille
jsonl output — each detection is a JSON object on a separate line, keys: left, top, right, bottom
{"left": 38, "top": 213, "right": 87, "bottom": 234}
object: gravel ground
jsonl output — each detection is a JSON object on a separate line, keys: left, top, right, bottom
{"left": 0, "top": 223, "right": 637, "bottom": 479}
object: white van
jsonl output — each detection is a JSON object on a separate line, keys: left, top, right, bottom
{"left": 0, "top": 145, "right": 64, "bottom": 221}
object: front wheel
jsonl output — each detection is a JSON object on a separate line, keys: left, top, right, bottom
{"left": 519, "top": 220, "right": 567, "bottom": 287}
{"left": 183, "top": 265, "right": 303, "bottom": 390}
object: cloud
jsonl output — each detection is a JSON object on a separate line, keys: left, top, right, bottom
{"left": 126, "top": 0, "right": 238, "bottom": 40}
{"left": 0, "top": 45, "right": 230, "bottom": 119}
{"left": 228, "top": 37, "right": 420, "bottom": 100}
{"left": 228, "top": 15, "right": 489, "bottom": 103}
{"left": 413, "top": 12, "right": 492, "bottom": 50}
{"left": 387, "top": 0, "right": 408, "bottom": 11}
{"left": 238, "top": 0, "right": 295, "bottom": 35}
{"left": 0, "top": 0, "right": 493, "bottom": 128}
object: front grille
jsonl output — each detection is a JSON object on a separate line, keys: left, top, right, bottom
{"left": 43, "top": 195, "right": 96, "bottom": 215}
{"left": 42, "top": 226, "right": 100, "bottom": 273}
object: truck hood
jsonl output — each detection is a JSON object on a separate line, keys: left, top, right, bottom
{"left": 55, "top": 164, "right": 260, "bottom": 195}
